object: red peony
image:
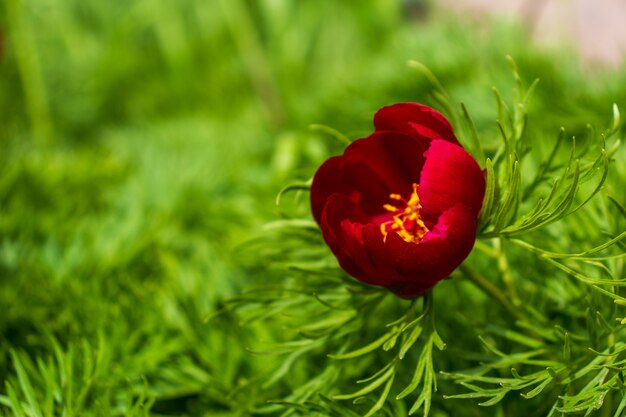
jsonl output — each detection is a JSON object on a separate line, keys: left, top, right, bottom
{"left": 310, "top": 103, "right": 485, "bottom": 298}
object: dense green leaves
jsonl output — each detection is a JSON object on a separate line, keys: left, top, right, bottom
{"left": 1, "top": 1, "right": 626, "bottom": 416}
{"left": 226, "top": 62, "right": 625, "bottom": 416}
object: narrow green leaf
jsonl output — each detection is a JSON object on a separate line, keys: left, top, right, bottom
{"left": 566, "top": 150, "right": 609, "bottom": 215}
{"left": 545, "top": 257, "right": 626, "bottom": 287}
{"left": 5, "top": 383, "right": 27, "bottom": 417}
{"left": 332, "top": 365, "right": 395, "bottom": 400}
{"left": 493, "top": 160, "right": 520, "bottom": 232}
{"left": 460, "top": 102, "right": 485, "bottom": 163}
{"left": 432, "top": 330, "right": 446, "bottom": 351}
{"left": 275, "top": 182, "right": 311, "bottom": 206}
{"left": 521, "top": 376, "right": 553, "bottom": 399}
{"left": 479, "top": 390, "right": 509, "bottom": 406}
{"left": 444, "top": 387, "right": 504, "bottom": 400}
{"left": 432, "top": 91, "right": 458, "bottom": 127}
{"left": 506, "top": 55, "right": 522, "bottom": 89}
{"left": 407, "top": 60, "right": 449, "bottom": 100}
{"left": 479, "top": 158, "right": 498, "bottom": 230}
{"left": 317, "top": 394, "right": 363, "bottom": 417}
{"left": 397, "top": 342, "right": 431, "bottom": 400}
{"left": 510, "top": 230, "right": 626, "bottom": 259}
{"left": 357, "top": 362, "right": 395, "bottom": 384}
{"left": 383, "top": 327, "right": 402, "bottom": 351}
{"left": 485, "top": 325, "right": 543, "bottom": 349}
{"left": 522, "top": 78, "right": 540, "bottom": 107}
{"left": 329, "top": 330, "right": 396, "bottom": 360}
{"left": 612, "top": 390, "right": 626, "bottom": 417}
{"left": 523, "top": 127, "right": 565, "bottom": 200}
{"left": 309, "top": 124, "right": 352, "bottom": 145}
{"left": 263, "top": 348, "right": 309, "bottom": 388}
{"left": 10, "top": 351, "right": 43, "bottom": 417}
{"left": 263, "top": 219, "right": 319, "bottom": 231}
{"left": 492, "top": 87, "right": 513, "bottom": 148}
{"left": 610, "top": 103, "right": 621, "bottom": 135}
{"left": 563, "top": 333, "right": 571, "bottom": 364}
{"left": 362, "top": 372, "right": 395, "bottom": 417}
{"left": 399, "top": 324, "right": 424, "bottom": 360}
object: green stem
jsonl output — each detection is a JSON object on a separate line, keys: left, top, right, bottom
{"left": 459, "top": 264, "right": 528, "bottom": 324}
{"left": 474, "top": 239, "right": 498, "bottom": 257}
{"left": 5, "top": 0, "right": 53, "bottom": 144}
{"left": 494, "top": 239, "right": 521, "bottom": 307}
{"left": 217, "top": 0, "right": 284, "bottom": 128}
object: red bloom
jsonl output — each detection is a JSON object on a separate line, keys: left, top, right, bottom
{"left": 310, "top": 103, "right": 485, "bottom": 298}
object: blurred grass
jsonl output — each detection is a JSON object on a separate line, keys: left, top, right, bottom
{"left": 0, "top": 0, "right": 625, "bottom": 415}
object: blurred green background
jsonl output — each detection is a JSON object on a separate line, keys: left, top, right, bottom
{"left": 1, "top": 0, "right": 625, "bottom": 416}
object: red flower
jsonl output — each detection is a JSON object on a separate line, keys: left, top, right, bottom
{"left": 310, "top": 103, "right": 485, "bottom": 298}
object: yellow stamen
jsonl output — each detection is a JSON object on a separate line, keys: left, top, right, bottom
{"left": 379, "top": 183, "right": 429, "bottom": 244}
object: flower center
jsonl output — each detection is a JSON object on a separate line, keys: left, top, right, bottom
{"left": 379, "top": 183, "right": 429, "bottom": 244}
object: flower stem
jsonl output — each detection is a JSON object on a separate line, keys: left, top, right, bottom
{"left": 459, "top": 264, "right": 528, "bottom": 324}
{"left": 494, "top": 239, "right": 521, "bottom": 307}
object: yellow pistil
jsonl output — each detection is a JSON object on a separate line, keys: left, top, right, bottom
{"left": 379, "top": 183, "right": 429, "bottom": 243}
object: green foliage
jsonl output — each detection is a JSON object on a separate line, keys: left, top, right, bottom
{"left": 226, "top": 57, "right": 626, "bottom": 417}
{"left": 1, "top": 0, "right": 626, "bottom": 416}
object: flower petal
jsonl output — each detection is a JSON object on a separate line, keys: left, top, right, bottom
{"left": 311, "top": 156, "right": 343, "bottom": 224}
{"left": 311, "top": 131, "right": 429, "bottom": 221}
{"left": 373, "top": 102, "right": 460, "bottom": 145}
{"left": 418, "top": 139, "right": 485, "bottom": 218}
{"left": 340, "top": 131, "right": 429, "bottom": 215}
{"left": 383, "top": 204, "right": 478, "bottom": 297}
{"left": 311, "top": 103, "right": 484, "bottom": 299}
{"left": 320, "top": 193, "right": 388, "bottom": 286}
